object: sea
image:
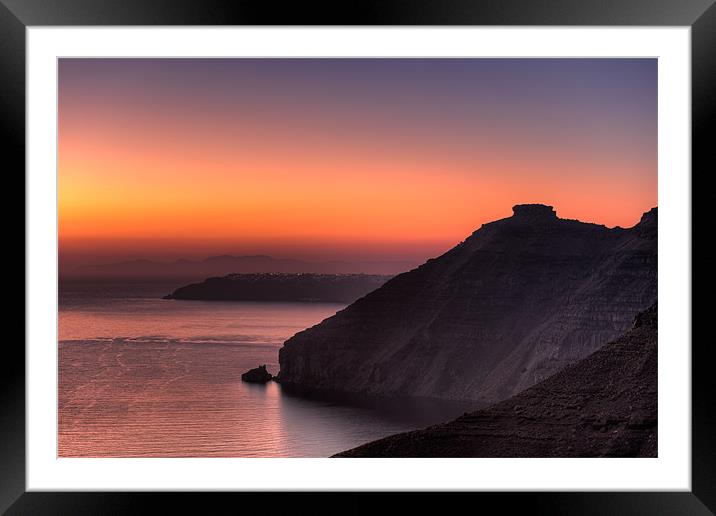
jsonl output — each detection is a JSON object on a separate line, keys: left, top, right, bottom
{"left": 59, "top": 280, "right": 473, "bottom": 457}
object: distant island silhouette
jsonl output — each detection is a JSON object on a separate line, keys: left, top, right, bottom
{"left": 164, "top": 273, "right": 392, "bottom": 303}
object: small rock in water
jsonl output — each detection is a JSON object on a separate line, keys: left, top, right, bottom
{"left": 241, "top": 365, "right": 273, "bottom": 383}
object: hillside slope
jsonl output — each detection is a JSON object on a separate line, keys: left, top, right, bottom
{"left": 336, "top": 303, "right": 657, "bottom": 457}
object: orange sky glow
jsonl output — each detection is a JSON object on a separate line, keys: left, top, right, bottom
{"left": 59, "top": 58, "right": 657, "bottom": 267}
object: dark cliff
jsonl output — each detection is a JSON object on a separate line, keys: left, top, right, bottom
{"left": 335, "top": 303, "right": 657, "bottom": 457}
{"left": 278, "top": 205, "right": 657, "bottom": 403}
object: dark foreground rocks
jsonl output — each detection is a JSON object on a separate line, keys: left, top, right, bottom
{"left": 279, "top": 204, "right": 657, "bottom": 404}
{"left": 241, "top": 365, "right": 273, "bottom": 383}
{"left": 335, "top": 303, "right": 657, "bottom": 457}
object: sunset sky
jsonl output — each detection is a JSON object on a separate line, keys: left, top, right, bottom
{"left": 59, "top": 58, "right": 657, "bottom": 268}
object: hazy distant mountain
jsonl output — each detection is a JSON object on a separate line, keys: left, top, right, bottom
{"left": 336, "top": 303, "right": 657, "bottom": 457}
{"left": 277, "top": 204, "right": 657, "bottom": 404}
{"left": 164, "top": 273, "right": 392, "bottom": 303}
{"left": 62, "top": 254, "right": 418, "bottom": 280}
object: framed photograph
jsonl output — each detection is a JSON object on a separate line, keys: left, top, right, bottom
{"left": 5, "top": 0, "right": 710, "bottom": 513}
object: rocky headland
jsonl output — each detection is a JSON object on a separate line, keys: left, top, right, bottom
{"left": 277, "top": 204, "right": 657, "bottom": 404}
{"left": 164, "top": 273, "right": 391, "bottom": 303}
{"left": 335, "top": 303, "right": 657, "bottom": 457}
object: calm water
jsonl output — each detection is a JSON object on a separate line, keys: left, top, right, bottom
{"left": 59, "top": 281, "right": 473, "bottom": 457}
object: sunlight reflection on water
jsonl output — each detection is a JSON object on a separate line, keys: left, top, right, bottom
{"left": 58, "top": 282, "right": 474, "bottom": 457}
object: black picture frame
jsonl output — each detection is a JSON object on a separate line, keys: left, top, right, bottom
{"left": 3, "top": 1, "right": 711, "bottom": 513}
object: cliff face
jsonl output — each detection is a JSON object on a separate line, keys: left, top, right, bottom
{"left": 335, "top": 303, "right": 657, "bottom": 457}
{"left": 278, "top": 205, "right": 657, "bottom": 404}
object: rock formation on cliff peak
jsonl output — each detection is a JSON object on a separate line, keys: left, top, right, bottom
{"left": 278, "top": 206, "right": 657, "bottom": 405}
{"left": 510, "top": 203, "right": 557, "bottom": 223}
{"left": 335, "top": 303, "right": 658, "bottom": 457}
